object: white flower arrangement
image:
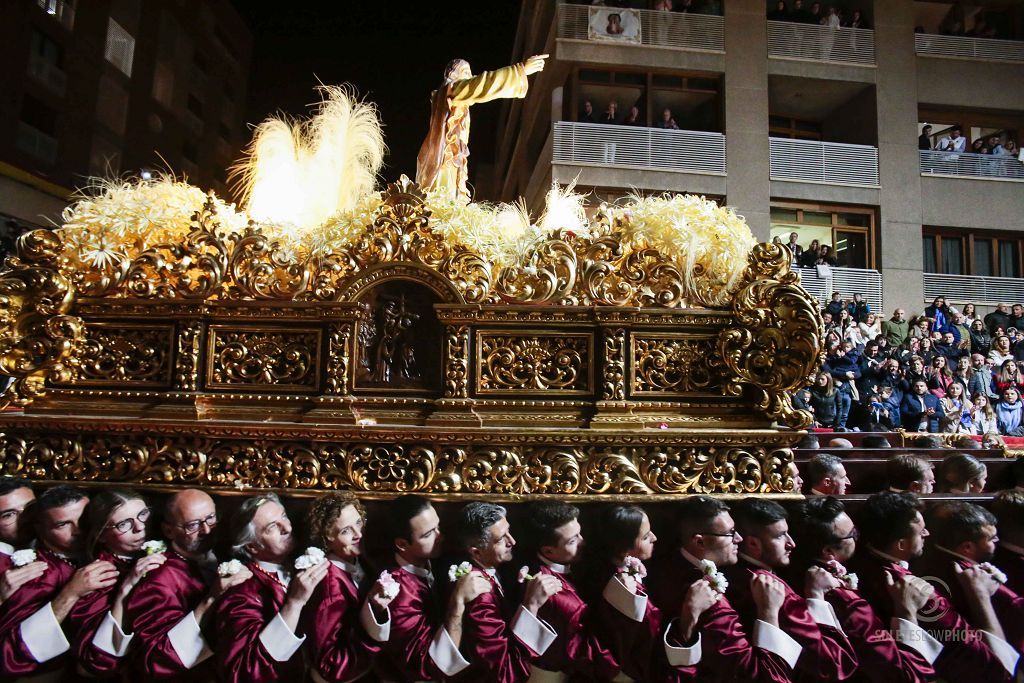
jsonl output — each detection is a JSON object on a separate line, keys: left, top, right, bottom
{"left": 825, "top": 560, "right": 859, "bottom": 590}
{"left": 295, "top": 547, "right": 327, "bottom": 571}
{"left": 517, "top": 566, "right": 537, "bottom": 584}
{"left": 448, "top": 561, "right": 473, "bottom": 583}
{"left": 217, "top": 559, "right": 244, "bottom": 577}
{"left": 978, "top": 562, "right": 1008, "bottom": 585}
{"left": 699, "top": 558, "right": 729, "bottom": 594}
{"left": 141, "top": 540, "right": 166, "bottom": 556}
{"left": 617, "top": 555, "right": 648, "bottom": 581}
{"left": 377, "top": 570, "right": 400, "bottom": 599}
{"left": 10, "top": 549, "right": 37, "bottom": 567}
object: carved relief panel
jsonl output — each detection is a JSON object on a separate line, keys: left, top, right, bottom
{"left": 475, "top": 331, "right": 593, "bottom": 395}
{"left": 630, "top": 334, "right": 723, "bottom": 396}
{"left": 206, "top": 325, "right": 321, "bottom": 392}
{"left": 56, "top": 322, "right": 174, "bottom": 387}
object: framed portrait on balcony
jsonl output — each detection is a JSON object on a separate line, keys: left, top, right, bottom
{"left": 588, "top": 7, "right": 641, "bottom": 44}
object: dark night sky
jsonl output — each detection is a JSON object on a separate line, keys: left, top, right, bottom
{"left": 228, "top": 2, "right": 523, "bottom": 183}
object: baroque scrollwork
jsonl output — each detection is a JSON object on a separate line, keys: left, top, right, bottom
{"left": 477, "top": 333, "right": 591, "bottom": 394}
{"left": 61, "top": 324, "right": 173, "bottom": 386}
{"left": 0, "top": 229, "right": 83, "bottom": 408}
{"left": 208, "top": 328, "right": 319, "bottom": 389}
{"left": 718, "top": 243, "right": 822, "bottom": 429}
{"left": 632, "top": 335, "right": 723, "bottom": 394}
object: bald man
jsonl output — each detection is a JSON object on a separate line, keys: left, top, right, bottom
{"left": 124, "top": 489, "right": 251, "bottom": 681}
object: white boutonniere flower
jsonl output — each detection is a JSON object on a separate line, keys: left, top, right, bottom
{"left": 217, "top": 559, "right": 244, "bottom": 577}
{"left": 978, "top": 562, "right": 1008, "bottom": 585}
{"left": 11, "top": 549, "right": 37, "bottom": 567}
{"left": 825, "top": 560, "right": 859, "bottom": 590}
{"left": 141, "top": 540, "right": 166, "bottom": 556}
{"left": 448, "top": 561, "right": 473, "bottom": 583}
{"left": 617, "top": 555, "right": 648, "bottom": 582}
{"left": 295, "top": 547, "right": 327, "bottom": 571}
{"left": 699, "top": 558, "right": 729, "bottom": 594}
{"left": 377, "top": 570, "right": 400, "bottom": 599}
{"left": 517, "top": 565, "right": 537, "bottom": 584}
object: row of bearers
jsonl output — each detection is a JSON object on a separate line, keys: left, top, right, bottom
{"left": 0, "top": 479, "right": 1023, "bottom": 681}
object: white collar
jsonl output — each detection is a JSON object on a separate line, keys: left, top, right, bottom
{"left": 396, "top": 553, "right": 433, "bottom": 582}
{"left": 477, "top": 564, "right": 503, "bottom": 593}
{"left": 256, "top": 560, "right": 291, "bottom": 585}
{"left": 738, "top": 552, "right": 773, "bottom": 572}
{"left": 1000, "top": 541, "right": 1024, "bottom": 557}
{"left": 934, "top": 544, "right": 975, "bottom": 565}
{"left": 0, "top": 541, "right": 13, "bottom": 556}
{"left": 868, "top": 546, "right": 910, "bottom": 570}
{"left": 539, "top": 555, "right": 570, "bottom": 574}
{"left": 329, "top": 554, "right": 363, "bottom": 580}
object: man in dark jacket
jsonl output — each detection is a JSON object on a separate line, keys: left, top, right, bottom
{"left": 824, "top": 346, "right": 861, "bottom": 430}
{"left": 900, "top": 380, "right": 941, "bottom": 432}
{"left": 824, "top": 292, "right": 845, "bottom": 321}
{"left": 985, "top": 303, "right": 1012, "bottom": 336}
{"left": 846, "top": 294, "right": 870, "bottom": 324}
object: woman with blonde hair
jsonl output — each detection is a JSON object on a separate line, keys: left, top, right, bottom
{"left": 939, "top": 382, "right": 972, "bottom": 433}
{"left": 991, "top": 358, "right": 1024, "bottom": 396}
{"left": 970, "top": 393, "right": 998, "bottom": 435}
{"left": 988, "top": 335, "right": 1013, "bottom": 366}
{"left": 857, "top": 312, "right": 881, "bottom": 342}
{"left": 938, "top": 452, "right": 988, "bottom": 493}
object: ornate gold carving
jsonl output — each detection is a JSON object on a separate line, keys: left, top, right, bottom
{"left": 631, "top": 335, "right": 723, "bottom": 395}
{"left": 718, "top": 243, "right": 821, "bottom": 429}
{"left": 445, "top": 324, "right": 470, "bottom": 399}
{"left": 207, "top": 327, "right": 320, "bottom": 391}
{"left": 0, "top": 229, "right": 83, "bottom": 408}
{"left": 601, "top": 328, "right": 627, "bottom": 401}
{"left": 60, "top": 323, "right": 173, "bottom": 387}
{"left": 325, "top": 322, "right": 353, "bottom": 395}
{"left": 477, "top": 332, "right": 592, "bottom": 394}
{"left": 174, "top": 322, "right": 202, "bottom": 391}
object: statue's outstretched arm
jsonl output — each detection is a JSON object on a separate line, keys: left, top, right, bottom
{"left": 448, "top": 55, "right": 547, "bottom": 106}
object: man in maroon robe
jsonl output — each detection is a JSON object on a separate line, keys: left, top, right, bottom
{"left": 849, "top": 492, "right": 1019, "bottom": 683}
{"left": 790, "top": 496, "right": 943, "bottom": 682}
{"left": 647, "top": 496, "right": 801, "bottom": 683}
{"left": 216, "top": 493, "right": 329, "bottom": 682}
{"left": 0, "top": 485, "right": 120, "bottom": 678}
{"left": 446, "top": 501, "right": 561, "bottom": 683}
{"left": 372, "top": 494, "right": 492, "bottom": 682}
{"left": 0, "top": 477, "right": 45, "bottom": 603}
{"left": 124, "top": 488, "right": 251, "bottom": 681}
{"left": 991, "top": 491, "right": 1024, "bottom": 595}
{"left": 917, "top": 501, "right": 1024, "bottom": 653}
{"left": 724, "top": 498, "right": 859, "bottom": 682}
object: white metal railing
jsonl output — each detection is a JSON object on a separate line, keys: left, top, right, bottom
{"left": 553, "top": 121, "right": 726, "bottom": 174}
{"left": 797, "top": 267, "right": 883, "bottom": 309}
{"left": 15, "top": 122, "right": 58, "bottom": 164}
{"left": 767, "top": 20, "right": 875, "bottom": 64}
{"left": 769, "top": 137, "right": 879, "bottom": 186}
{"left": 924, "top": 273, "right": 1024, "bottom": 307}
{"left": 919, "top": 150, "right": 1024, "bottom": 181}
{"left": 557, "top": 4, "right": 724, "bottom": 52}
{"left": 27, "top": 55, "right": 67, "bottom": 96}
{"left": 915, "top": 33, "right": 1024, "bottom": 62}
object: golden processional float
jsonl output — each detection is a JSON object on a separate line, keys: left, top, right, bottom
{"left": 0, "top": 56, "right": 823, "bottom": 500}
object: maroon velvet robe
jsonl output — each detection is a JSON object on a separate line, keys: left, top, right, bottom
{"left": 724, "top": 560, "right": 859, "bottom": 682}
{"left": 915, "top": 548, "right": 1024, "bottom": 653}
{"left": 373, "top": 565, "right": 447, "bottom": 683}
{"left": 214, "top": 562, "right": 305, "bottom": 683}
{"left": 525, "top": 563, "right": 619, "bottom": 680}
{"left": 993, "top": 545, "right": 1024, "bottom": 597}
{"left": 592, "top": 565, "right": 664, "bottom": 682}
{"left": 448, "top": 568, "right": 533, "bottom": 683}
{"left": 123, "top": 551, "right": 215, "bottom": 682}
{"left": 648, "top": 553, "right": 796, "bottom": 683}
{"left": 65, "top": 551, "right": 134, "bottom": 679}
{"left": 850, "top": 550, "right": 1013, "bottom": 683}
{"left": 0, "top": 548, "right": 76, "bottom": 677}
{"left": 0, "top": 549, "right": 11, "bottom": 576}
{"left": 301, "top": 561, "right": 379, "bottom": 682}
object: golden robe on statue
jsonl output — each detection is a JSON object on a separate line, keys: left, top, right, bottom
{"left": 416, "top": 61, "right": 533, "bottom": 202}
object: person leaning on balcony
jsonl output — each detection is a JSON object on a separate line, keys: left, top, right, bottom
{"left": 936, "top": 125, "right": 966, "bottom": 153}
{"left": 798, "top": 239, "right": 820, "bottom": 268}
{"left": 600, "top": 100, "right": 618, "bottom": 125}
{"left": 656, "top": 108, "right": 679, "bottom": 130}
{"left": 621, "top": 106, "right": 642, "bottom": 126}
{"left": 579, "top": 100, "right": 596, "bottom": 124}
{"left": 918, "top": 124, "right": 933, "bottom": 150}
{"left": 768, "top": 0, "right": 788, "bottom": 21}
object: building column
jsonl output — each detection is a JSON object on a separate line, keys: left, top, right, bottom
{"left": 724, "top": 0, "right": 771, "bottom": 240}
{"left": 874, "top": 0, "right": 924, "bottom": 314}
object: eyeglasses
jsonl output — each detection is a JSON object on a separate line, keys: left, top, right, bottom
{"left": 108, "top": 507, "right": 151, "bottom": 534}
{"left": 698, "top": 529, "right": 740, "bottom": 539}
{"left": 834, "top": 528, "right": 859, "bottom": 542}
{"left": 179, "top": 512, "right": 218, "bottom": 534}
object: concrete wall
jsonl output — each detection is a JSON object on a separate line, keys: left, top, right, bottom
{"left": 921, "top": 177, "right": 1024, "bottom": 231}
{"left": 822, "top": 86, "right": 878, "bottom": 145}
{"left": 916, "top": 57, "right": 1024, "bottom": 112}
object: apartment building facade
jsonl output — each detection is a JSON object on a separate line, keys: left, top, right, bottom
{"left": 490, "top": 0, "right": 1024, "bottom": 315}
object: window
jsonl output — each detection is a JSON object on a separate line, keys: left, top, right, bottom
{"left": 574, "top": 68, "right": 722, "bottom": 130}
{"left": 30, "top": 30, "right": 62, "bottom": 67}
{"left": 769, "top": 203, "right": 876, "bottom": 269}
{"left": 28, "top": 29, "right": 66, "bottom": 95}
{"left": 923, "top": 228, "right": 1024, "bottom": 278}
{"left": 769, "top": 116, "right": 821, "bottom": 141}
{"left": 105, "top": 19, "right": 135, "bottom": 77}
{"left": 37, "top": 0, "right": 75, "bottom": 29}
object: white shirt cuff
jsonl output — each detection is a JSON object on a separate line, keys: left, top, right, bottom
{"left": 20, "top": 602, "right": 70, "bottom": 663}
{"left": 92, "top": 611, "right": 133, "bottom": 657}
{"left": 258, "top": 612, "right": 306, "bottom": 662}
{"left": 167, "top": 612, "right": 212, "bottom": 668}
{"left": 662, "top": 619, "right": 701, "bottom": 667}
{"left": 890, "top": 618, "right": 942, "bottom": 665}
{"left": 511, "top": 605, "right": 557, "bottom": 656}
{"left": 429, "top": 626, "right": 470, "bottom": 677}
{"left": 753, "top": 619, "right": 802, "bottom": 670}
{"left": 805, "top": 597, "right": 843, "bottom": 633}
{"left": 981, "top": 629, "right": 1021, "bottom": 677}
{"left": 359, "top": 600, "right": 390, "bottom": 642}
{"left": 602, "top": 576, "right": 647, "bottom": 622}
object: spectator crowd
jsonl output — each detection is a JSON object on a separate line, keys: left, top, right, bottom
{"left": 767, "top": 1, "right": 869, "bottom": 28}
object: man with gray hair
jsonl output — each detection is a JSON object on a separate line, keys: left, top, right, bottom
{"left": 448, "top": 502, "right": 561, "bottom": 681}
{"left": 215, "top": 493, "right": 331, "bottom": 682}
{"left": 806, "top": 454, "right": 851, "bottom": 496}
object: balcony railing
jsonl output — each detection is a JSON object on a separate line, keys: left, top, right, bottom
{"left": 919, "top": 150, "right": 1024, "bottom": 181}
{"left": 15, "top": 122, "right": 58, "bottom": 164}
{"left": 767, "top": 20, "right": 875, "bottom": 65}
{"left": 769, "top": 137, "right": 880, "bottom": 187}
{"left": 553, "top": 121, "right": 726, "bottom": 175}
{"left": 924, "top": 273, "right": 1024, "bottom": 307}
{"left": 797, "top": 266, "right": 883, "bottom": 310}
{"left": 27, "top": 55, "right": 67, "bottom": 97}
{"left": 557, "top": 4, "right": 724, "bottom": 52}
{"left": 915, "top": 33, "right": 1024, "bottom": 63}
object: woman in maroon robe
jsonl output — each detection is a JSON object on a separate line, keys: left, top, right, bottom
{"left": 67, "top": 489, "right": 167, "bottom": 679}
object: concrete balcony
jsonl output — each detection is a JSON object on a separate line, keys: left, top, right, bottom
{"left": 553, "top": 121, "right": 725, "bottom": 175}
{"left": 919, "top": 150, "right": 1024, "bottom": 182}
{"left": 915, "top": 33, "right": 1024, "bottom": 63}
{"left": 27, "top": 55, "right": 67, "bottom": 97}
{"left": 769, "top": 138, "right": 880, "bottom": 187}
{"left": 557, "top": 3, "right": 724, "bottom": 53}
{"left": 797, "top": 266, "right": 883, "bottom": 310}
{"left": 767, "top": 21, "right": 875, "bottom": 66}
{"left": 924, "top": 273, "right": 1024, "bottom": 307}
